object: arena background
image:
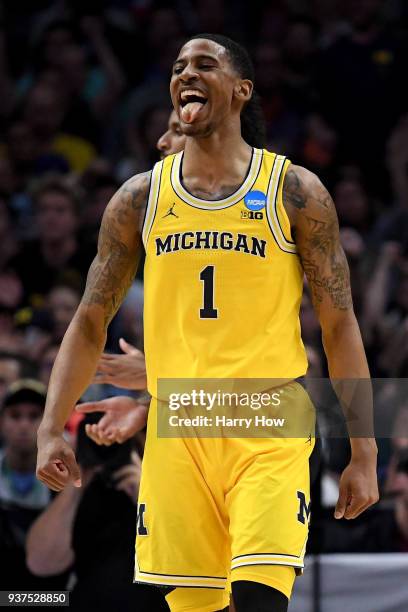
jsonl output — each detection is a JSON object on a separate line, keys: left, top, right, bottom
{"left": 0, "top": 1, "right": 407, "bottom": 610}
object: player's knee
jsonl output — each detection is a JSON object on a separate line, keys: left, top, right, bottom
{"left": 232, "top": 580, "right": 288, "bottom": 612}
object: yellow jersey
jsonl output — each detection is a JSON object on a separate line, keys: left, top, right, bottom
{"left": 142, "top": 148, "right": 307, "bottom": 396}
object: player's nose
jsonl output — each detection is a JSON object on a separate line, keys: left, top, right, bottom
{"left": 178, "top": 62, "right": 199, "bottom": 83}
{"left": 157, "top": 131, "right": 170, "bottom": 155}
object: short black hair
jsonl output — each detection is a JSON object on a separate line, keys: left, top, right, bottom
{"left": 187, "top": 33, "right": 266, "bottom": 148}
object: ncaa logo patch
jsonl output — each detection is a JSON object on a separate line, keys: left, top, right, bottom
{"left": 244, "top": 190, "right": 266, "bottom": 211}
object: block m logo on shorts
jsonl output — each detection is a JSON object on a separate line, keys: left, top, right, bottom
{"left": 297, "top": 491, "right": 311, "bottom": 525}
{"left": 136, "top": 503, "right": 148, "bottom": 535}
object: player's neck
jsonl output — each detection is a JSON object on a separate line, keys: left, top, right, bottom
{"left": 182, "top": 131, "right": 252, "bottom": 192}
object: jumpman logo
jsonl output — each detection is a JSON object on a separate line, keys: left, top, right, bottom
{"left": 162, "top": 203, "right": 179, "bottom": 218}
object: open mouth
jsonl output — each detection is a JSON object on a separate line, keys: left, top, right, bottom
{"left": 180, "top": 89, "right": 208, "bottom": 123}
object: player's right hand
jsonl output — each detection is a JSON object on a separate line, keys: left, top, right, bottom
{"left": 36, "top": 432, "right": 82, "bottom": 492}
{"left": 76, "top": 396, "right": 149, "bottom": 445}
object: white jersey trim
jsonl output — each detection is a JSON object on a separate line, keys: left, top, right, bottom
{"left": 142, "top": 160, "right": 164, "bottom": 248}
{"left": 266, "top": 155, "right": 297, "bottom": 254}
{"left": 170, "top": 148, "right": 263, "bottom": 210}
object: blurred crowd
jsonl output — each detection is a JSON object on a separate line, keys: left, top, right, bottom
{"left": 0, "top": 0, "right": 408, "bottom": 607}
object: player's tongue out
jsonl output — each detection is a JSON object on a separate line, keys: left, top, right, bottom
{"left": 181, "top": 101, "right": 205, "bottom": 124}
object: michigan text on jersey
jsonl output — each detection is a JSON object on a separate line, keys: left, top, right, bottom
{"left": 155, "top": 231, "right": 267, "bottom": 257}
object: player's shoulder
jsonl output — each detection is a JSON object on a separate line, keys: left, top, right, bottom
{"left": 282, "top": 163, "right": 335, "bottom": 222}
{"left": 114, "top": 170, "right": 153, "bottom": 214}
{"left": 121, "top": 170, "right": 153, "bottom": 197}
{"left": 284, "top": 164, "right": 322, "bottom": 191}
{"left": 261, "top": 149, "right": 324, "bottom": 201}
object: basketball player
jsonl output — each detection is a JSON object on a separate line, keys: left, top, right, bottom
{"left": 36, "top": 35, "right": 379, "bottom": 612}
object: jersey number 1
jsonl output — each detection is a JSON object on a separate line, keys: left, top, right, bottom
{"left": 199, "top": 265, "right": 218, "bottom": 319}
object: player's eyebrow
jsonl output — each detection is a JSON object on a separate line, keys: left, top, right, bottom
{"left": 173, "top": 54, "right": 219, "bottom": 68}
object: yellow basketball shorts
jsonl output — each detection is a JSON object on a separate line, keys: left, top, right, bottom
{"left": 134, "top": 380, "right": 315, "bottom": 610}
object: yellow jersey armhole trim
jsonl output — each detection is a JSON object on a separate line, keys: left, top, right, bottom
{"left": 142, "top": 160, "right": 164, "bottom": 248}
{"left": 277, "top": 158, "right": 295, "bottom": 244}
{"left": 266, "top": 155, "right": 297, "bottom": 254}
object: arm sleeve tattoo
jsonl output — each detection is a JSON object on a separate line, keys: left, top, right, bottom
{"left": 82, "top": 171, "right": 151, "bottom": 329}
{"left": 283, "top": 166, "right": 353, "bottom": 313}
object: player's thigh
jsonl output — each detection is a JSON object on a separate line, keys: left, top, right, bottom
{"left": 227, "top": 437, "right": 313, "bottom": 600}
{"left": 135, "top": 406, "right": 230, "bottom": 589}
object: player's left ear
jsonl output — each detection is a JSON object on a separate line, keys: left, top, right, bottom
{"left": 234, "top": 79, "right": 253, "bottom": 104}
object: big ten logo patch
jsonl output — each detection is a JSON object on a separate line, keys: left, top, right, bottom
{"left": 241, "top": 210, "right": 263, "bottom": 220}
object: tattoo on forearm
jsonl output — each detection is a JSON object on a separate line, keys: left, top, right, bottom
{"left": 283, "top": 167, "right": 352, "bottom": 312}
{"left": 82, "top": 172, "right": 150, "bottom": 329}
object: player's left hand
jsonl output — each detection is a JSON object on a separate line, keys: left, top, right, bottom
{"left": 335, "top": 455, "right": 379, "bottom": 519}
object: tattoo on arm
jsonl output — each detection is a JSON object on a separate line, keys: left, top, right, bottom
{"left": 120, "top": 172, "right": 151, "bottom": 212}
{"left": 300, "top": 214, "right": 352, "bottom": 310}
{"left": 82, "top": 172, "right": 150, "bottom": 329}
{"left": 282, "top": 169, "right": 306, "bottom": 210}
{"left": 283, "top": 166, "right": 352, "bottom": 312}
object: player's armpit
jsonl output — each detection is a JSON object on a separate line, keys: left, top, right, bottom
{"left": 282, "top": 164, "right": 353, "bottom": 321}
{"left": 81, "top": 171, "right": 151, "bottom": 332}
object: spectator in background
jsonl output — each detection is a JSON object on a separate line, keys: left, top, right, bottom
{"left": 0, "top": 379, "right": 67, "bottom": 589}
{"left": 21, "top": 83, "right": 96, "bottom": 173}
{"left": 10, "top": 176, "right": 94, "bottom": 308}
